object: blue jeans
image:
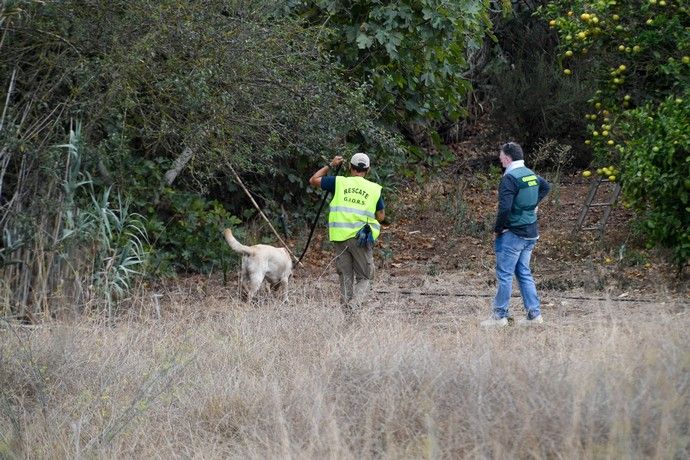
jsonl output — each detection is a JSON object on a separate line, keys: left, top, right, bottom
{"left": 493, "top": 231, "right": 541, "bottom": 319}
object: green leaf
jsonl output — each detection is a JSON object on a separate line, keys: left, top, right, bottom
{"left": 356, "top": 32, "right": 373, "bottom": 49}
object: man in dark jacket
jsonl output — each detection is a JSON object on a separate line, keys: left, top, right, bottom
{"left": 481, "top": 142, "right": 551, "bottom": 327}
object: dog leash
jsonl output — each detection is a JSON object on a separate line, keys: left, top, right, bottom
{"left": 297, "top": 164, "right": 342, "bottom": 265}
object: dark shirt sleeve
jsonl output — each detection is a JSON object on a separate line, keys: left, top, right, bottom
{"left": 320, "top": 176, "right": 336, "bottom": 193}
{"left": 376, "top": 196, "right": 384, "bottom": 211}
{"left": 537, "top": 176, "right": 551, "bottom": 203}
{"left": 494, "top": 175, "right": 518, "bottom": 234}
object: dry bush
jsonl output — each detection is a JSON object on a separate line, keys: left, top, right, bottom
{"left": 0, "top": 281, "right": 688, "bottom": 459}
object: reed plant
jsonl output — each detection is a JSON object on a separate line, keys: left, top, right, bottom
{"left": 0, "top": 124, "right": 148, "bottom": 319}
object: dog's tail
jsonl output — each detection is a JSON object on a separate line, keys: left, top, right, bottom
{"left": 223, "top": 228, "right": 254, "bottom": 255}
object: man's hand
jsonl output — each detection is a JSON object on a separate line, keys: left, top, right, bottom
{"left": 310, "top": 155, "right": 343, "bottom": 188}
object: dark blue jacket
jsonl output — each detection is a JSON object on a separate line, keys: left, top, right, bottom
{"left": 494, "top": 170, "right": 551, "bottom": 238}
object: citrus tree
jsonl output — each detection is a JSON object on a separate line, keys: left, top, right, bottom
{"left": 541, "top": 0, "right": 690, "bottom": 266}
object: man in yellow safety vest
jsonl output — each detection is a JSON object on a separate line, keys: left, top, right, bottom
{"left": 309, "top": 153, "right": 385, "bottom": 319}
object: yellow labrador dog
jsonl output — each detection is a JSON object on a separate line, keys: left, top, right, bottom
{"left": 223, "top": 228, "right": 292, "bottom": 302}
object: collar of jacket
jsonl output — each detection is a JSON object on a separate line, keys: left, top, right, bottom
{"left": 504, "top": 160, "right": 525, "bottom": 176}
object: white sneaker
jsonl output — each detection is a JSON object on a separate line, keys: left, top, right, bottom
{"left": 480, "top": 317, "right": 508, "bottom": 328}
{"left": 517, "top": 315, "right": 543, "bottom": 326}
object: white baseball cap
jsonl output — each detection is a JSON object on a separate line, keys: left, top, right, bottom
{"left": 350, "top": 152, "right": 370, "bottom": 169}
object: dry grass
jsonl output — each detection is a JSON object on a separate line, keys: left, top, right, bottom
{"left": 1, "top": 276, "right": 688, "bottom": 459}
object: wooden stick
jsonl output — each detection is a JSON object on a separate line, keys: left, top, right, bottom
{"left": 228, "top": 164, "right": 303, "bottom": 267}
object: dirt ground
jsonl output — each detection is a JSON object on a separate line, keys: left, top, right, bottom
{"left": 279, "top": 141, "right": 689, "bottom": 321}
{"left": 162, "top": 137, "right": 688, "bottom": 323}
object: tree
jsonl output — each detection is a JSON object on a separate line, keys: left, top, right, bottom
{"left": 541, "top": 0, "right": 690, "bottom": 266}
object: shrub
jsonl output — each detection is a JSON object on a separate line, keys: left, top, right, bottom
{"left": 618, "top": 94, "right": 689, "bottom": 265}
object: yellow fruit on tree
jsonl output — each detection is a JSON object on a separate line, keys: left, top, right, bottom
{"left": 564, "top": 69, "right": 572, "bottom": 75}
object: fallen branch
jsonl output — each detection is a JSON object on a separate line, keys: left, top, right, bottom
{"left": 164, "top": 146, "right": 194, "bottom": 186}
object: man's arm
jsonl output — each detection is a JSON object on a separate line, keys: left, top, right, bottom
{"left": 375, "top": 195, "right": 385, "bottom": 222}
{"left": 537, "top": 176, "right": 551, "bottom": 203}
{"left": 309, "top": 155, "right": 343, "bottom": 188}
{"left": 494, "top": 175, "right": 517, "bottom": 235}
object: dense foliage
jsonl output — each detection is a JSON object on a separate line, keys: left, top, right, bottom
{"left": 541, "top": 0, "right": 690, "bottom": 265}
{"left": 283, "top": 0, "right": 495, "bottom": 133}
{"left": 0, "top": 0, "right": 400, "bottom": 314}
{"left": 619, "top": 95, "right": 689, "bottom": 264}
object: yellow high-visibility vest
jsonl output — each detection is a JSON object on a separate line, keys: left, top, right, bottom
{"left": 328, "top": 176, "right": 382, "bottom": 242}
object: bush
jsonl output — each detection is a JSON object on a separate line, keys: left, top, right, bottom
{"left": 146, "top": 190, "right": 242, "bottom": 275}
{"left": 618, "top": 94, "right": 689, "bottom": 265}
